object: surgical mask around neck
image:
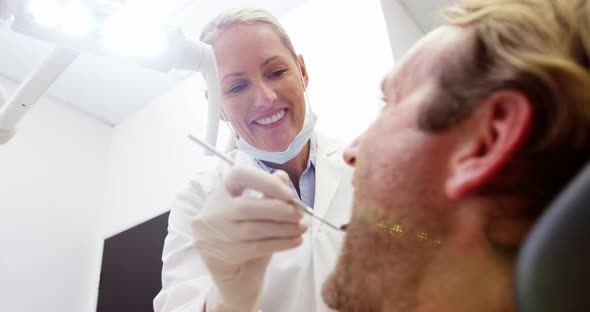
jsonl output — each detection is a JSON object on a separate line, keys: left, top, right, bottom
{"left": 234, "top": 109, "right": 317, "bottom": 164}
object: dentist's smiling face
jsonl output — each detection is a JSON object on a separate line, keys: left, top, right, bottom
{"left": 212, "top": 23, "right": 308, "bottom": 152}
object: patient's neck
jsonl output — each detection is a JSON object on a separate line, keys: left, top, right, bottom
{"left": 412, "top": 244, "right": 515, "bottom": 312}
{"left": 411, "top": 204, "right": 517, "bottom": 312}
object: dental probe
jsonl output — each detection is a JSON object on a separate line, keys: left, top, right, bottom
{"left": 188, "top": 133, "right": 344, "bottom": 232}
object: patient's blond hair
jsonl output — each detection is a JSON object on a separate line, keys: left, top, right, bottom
{"left": 421, "top": 0, "right": 590, "bottom": 208}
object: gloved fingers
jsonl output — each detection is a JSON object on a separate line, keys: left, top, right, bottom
{"left": 194, "top": 239, "right": 226, "bottom": 261}
{"left": 208, "top": 237, "right": 303, "bottom": 261}
{"left": 224, "top": 165, "right": 293, "bottom": 200}
{"left": 246, "top": 236, "right": 304, "bottom": 256}
{"left": 196, "top": 238, "right": 276, "bottom": 265}
{"left": 195, "top": 237, "right": 256, "bottom": 265}
{"left": 228, "top": 220, "right": 308, "bottom": 241}
{"left": 272, "top": 170, "right": 290, "bottom": 186}
{"left": 192, "top": 215, "right": 233, "bottom": 242}
{"left": 232, "top": 197, "right": 304, "bottom": 222}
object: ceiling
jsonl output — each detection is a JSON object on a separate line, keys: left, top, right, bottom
{"left": 0, "top": 0, "right": 454, "bottom": 126}
{"left": 398, "top": 0, "right": 457, "bottom": 33}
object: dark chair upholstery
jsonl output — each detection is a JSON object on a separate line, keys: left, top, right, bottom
{"left": 515, "top": 161, "right": 590, "bottom": 312}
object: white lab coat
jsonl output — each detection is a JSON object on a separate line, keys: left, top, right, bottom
{"left": 154, "top": 131, "right": 354, "bottom": 312}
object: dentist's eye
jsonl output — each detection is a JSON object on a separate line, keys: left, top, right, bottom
{"left": 228, "top": 84, "right": 247, "bottom": 94}
{"left": 268, "top": 69, "right": 286, "bottom": 79}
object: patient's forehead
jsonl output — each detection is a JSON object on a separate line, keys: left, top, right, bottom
{"left": 384, "top": 26, "right": 467, "bottom": 99}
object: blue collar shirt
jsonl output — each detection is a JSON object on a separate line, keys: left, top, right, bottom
{"left": 255, "top": 133, "right": 317, "bottom": 208}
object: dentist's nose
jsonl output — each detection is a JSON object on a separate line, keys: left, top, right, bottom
{"left": 253, "top": 81, "right": 277, "bottom": 108}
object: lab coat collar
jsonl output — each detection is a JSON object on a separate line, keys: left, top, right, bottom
{"left": 312, "top": 130, "right": 348, "bottom": 228}
{"left": 225, "top": 130, "right": 348, "bottom": 227}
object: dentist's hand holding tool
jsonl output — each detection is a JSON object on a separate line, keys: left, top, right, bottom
{"left": 192, "top": 164, "right": 307, "bottom": 312}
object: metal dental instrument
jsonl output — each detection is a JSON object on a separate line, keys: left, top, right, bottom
{"left": 188, "top": 134, "right": 344, "bottom": 232}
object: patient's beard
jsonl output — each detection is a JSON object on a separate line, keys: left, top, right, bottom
{"left": 322, "top": 194, "right": 447, "bottom": 311}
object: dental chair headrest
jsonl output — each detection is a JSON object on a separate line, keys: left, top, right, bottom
{"left": 515, "top": 160, "right": 590, "bottom": 311}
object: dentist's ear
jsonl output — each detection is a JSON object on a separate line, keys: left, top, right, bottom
{"left": 297, "top": 54, "right": 309, "bottom": 88}
{"left": 445, "top": 89, "right": 533, "bottom": 199}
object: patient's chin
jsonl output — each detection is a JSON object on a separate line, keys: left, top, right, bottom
{"left": 321, "top": 271, "right": 340, "bottom": 309}
{"left": 322, "top": 199, "right": 444, "bottom": 311}
{"left": 321, "top": 215, "right": 390, "bottom": 311}
{"left": 322, "top": 248, "right": 370, "bottom": 311}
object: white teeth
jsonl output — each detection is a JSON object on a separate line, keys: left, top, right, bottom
{"left": 255, "top": 109, "right": 285, "bottom": 125}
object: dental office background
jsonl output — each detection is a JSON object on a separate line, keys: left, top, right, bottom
{"left": 0, "top": 0, "right": 451, "bottom": 311}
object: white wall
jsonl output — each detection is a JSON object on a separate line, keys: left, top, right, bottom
{"left": 282, "top": 0, "right": 395, "bottom": 145}
{"left": 0, "top": 77, "right": 111, "bottom": 312}
{"left": 100, "top": 74, "right": 224, "bottom": 238}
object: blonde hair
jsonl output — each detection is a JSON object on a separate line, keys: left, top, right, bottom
{"left": 421, "top": 0, "right": 590, "bottom": 205}
{"left": 200, "top": 6, "right": 297, "bottom": 60}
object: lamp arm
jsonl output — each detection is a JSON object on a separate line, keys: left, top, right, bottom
{"left": 0, "top": 46, "right": 79, "bottom": 144}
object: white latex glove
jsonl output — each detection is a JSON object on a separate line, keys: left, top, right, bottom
{"left": 192, "top": 164, "right": 307, "bottom": 312}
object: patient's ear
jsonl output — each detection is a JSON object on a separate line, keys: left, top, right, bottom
{"left": 445, "top": 90, "right": 533, "bottom": 199}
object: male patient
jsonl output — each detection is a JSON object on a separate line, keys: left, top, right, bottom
{"left": 322, "top": 0, "right": 590, "bottom": 311}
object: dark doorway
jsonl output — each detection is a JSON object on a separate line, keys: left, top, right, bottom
{"left": 97, "top": 211, "right": 170, "bottom": 312}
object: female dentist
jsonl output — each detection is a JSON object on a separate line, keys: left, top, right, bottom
{"left": 153, "top": 6, "right": 354, "bottom": 312}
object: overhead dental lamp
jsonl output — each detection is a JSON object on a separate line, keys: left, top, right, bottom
{"left": 0, "top": 0, "right": 220, "bottom": 150}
